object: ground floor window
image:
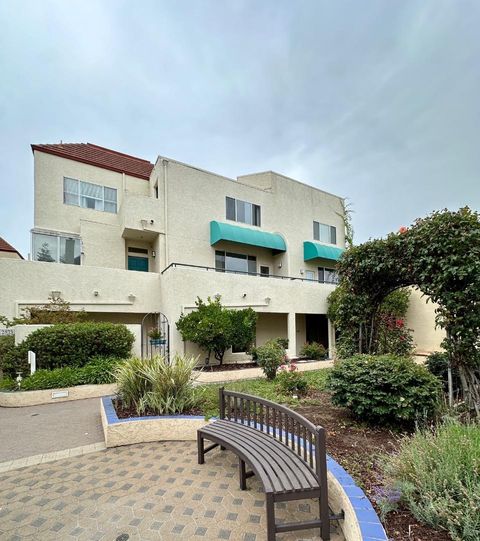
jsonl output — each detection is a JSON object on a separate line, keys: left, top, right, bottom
{"left": 318, "top": 267, "right": 339, "bottom": 284}
{"left": 215, "top": 250, "right": 256, "bottom": 274}
{"left": 32, "top": 231, "right": 81, "bottom": 265}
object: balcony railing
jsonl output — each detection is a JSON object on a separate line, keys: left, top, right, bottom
{"left": 160, "top": 262, "right": 339, "bottom": 285}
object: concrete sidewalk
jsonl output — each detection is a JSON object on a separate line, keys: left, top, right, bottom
{"left": 0, "top": 397, "right": 104, "bottom": 463}
{"left": 195, "top": 359, "right": 333, "bottom": 384}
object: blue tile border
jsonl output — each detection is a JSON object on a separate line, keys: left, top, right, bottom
{"left": 102, "top": 397, "right": 387, "bottom": 540}
{"left": 102, "top": 396, "right": 208, "bottom": 424}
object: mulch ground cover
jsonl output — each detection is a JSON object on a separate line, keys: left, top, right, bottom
{"left": 294, "top": 389, "right": 451, "bottom": 541}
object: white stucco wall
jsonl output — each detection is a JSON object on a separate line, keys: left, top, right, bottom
{"left": 406, "top": 287, "right": 445, "bottom": 354}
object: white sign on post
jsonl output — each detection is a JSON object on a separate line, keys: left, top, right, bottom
{"left": 27, "top": 350, "right": 36, "bottom": 375}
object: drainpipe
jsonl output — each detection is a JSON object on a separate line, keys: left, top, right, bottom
{"left": 163, "top": 159, "right": 169, "bottom": 267}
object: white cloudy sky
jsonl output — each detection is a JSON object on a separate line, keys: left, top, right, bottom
{"left": 0, "top": 0, "right": 479, "bottom": 257}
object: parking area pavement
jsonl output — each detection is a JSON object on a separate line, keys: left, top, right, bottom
{"left": 0, "top": 398, "right": 104, "bottom": 463}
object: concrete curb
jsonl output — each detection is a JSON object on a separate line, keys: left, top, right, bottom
{"left": 0, "top": 441, "right": 106, "bottom": 473}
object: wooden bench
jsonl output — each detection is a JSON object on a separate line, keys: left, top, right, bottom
{"left": 197, "top": 388, "right": 340, "bottom": 541}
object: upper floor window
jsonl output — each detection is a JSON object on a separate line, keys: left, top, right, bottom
{"left": 32, "top": 231, "right": 81, "bottom": 265}
{"left": 226, "top": 197, "right": 261, "bottom": 226}
{"left": 64, "top": 178, "right": 117, "bottom": 214}
{"left": 215, "top": 250, "right": 256, "bottom": 274}
{"left": 318, "top": 267, "right": 339, "bottom": 284}
{"left": 313, "top": 221, "right": 336, "bottom": 244}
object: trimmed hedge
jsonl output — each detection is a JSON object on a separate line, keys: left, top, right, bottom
{"left": 19, "top": 357, "right": 121, "bottom": 391}
{"left": 327, "top": 354, "right": 441, "bottom": 425}
{"left": 2, "top": 323, "right": 134, "bottom": 377}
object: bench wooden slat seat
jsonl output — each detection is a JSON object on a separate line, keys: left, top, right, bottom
{"left": 199, "top": 420, "right": 319, "bottom": 494}
{"left": 197, "top": 388, "right": 341, "bottom": 541}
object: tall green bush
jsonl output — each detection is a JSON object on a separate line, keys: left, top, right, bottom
{"left": 255, "top": 339, "right": 286, "bottom": 380}
{"left": 0, "top": 335, "right": 15, "bottom": 376}
{"left": 383, "top": 421, "right": 480, "bottom": 540}
{"left": 327, "top": 354, "right": 441, "bottom": 425}
{"left": 2, "top": 323, "right": 134, "bottom": 376}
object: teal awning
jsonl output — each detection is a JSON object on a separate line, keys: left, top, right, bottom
{"left": 210, "top": 221, "right": 286, "bottom": 253}
{"left": 304, "top": 241, "right": 344, "bottom": 262}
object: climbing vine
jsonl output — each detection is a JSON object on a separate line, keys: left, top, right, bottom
{"left": 328, "top": 208, "right": 480, "bottom": 415}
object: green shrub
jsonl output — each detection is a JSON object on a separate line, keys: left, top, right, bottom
{"left": 114, "top": 354, "right": 200, "bottom": 415}
{"left": 0, "top": 335, "right": 15, "bottom": 376}
{"left": 275, "top": 338, "right": 289, "bottom": 350}
{"left": 426, "top": 351, "right": 462, "bottom": 395}
{"left": 327, "top": 354, "right": 441, "bottom": 425}
{"left": 0, "top": 376, "right": 17, "bottom": 390}
{"left": 255, "top": 339, "right": 286, "bottom": 380}
{"left": 19, "top": 356, "right": 120, "bottom": 390}
{"left": 300, "top": 342, "right": 327, "bottom": 360}
{"left": 383, "top": 421, "right": 480, "bottom": 540}
{"left": 3, "top": 323, "right": 134, "bottom": 377}
{"left": 276, "top": 364, "right": 308, "bottom": 395}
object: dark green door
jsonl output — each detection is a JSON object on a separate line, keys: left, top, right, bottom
{"left": 128, "top": 256, "right": 149, "bottom": 272}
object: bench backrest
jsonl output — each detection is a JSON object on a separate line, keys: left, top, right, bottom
{"left": 219, "top": 387, "right": 327, "bottom": 483}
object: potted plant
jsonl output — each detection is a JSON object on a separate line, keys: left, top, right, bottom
{"left": 148, "top": 328, "right": 165, "bottom": 346}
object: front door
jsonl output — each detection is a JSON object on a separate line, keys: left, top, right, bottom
{"left": 128, "top": 256, "right": 149, "bottom": 272}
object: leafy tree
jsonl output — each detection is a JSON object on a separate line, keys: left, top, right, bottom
{"left": 176, "top": 296, "right": 257, "bottom": 365}
{"left": 328, "top": 208, "right": 480, "bottom": 416}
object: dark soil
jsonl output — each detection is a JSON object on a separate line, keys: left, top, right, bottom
{"left": 294, "top": 390, "right": 451, "bottom": 541}
{"left": 113, "top": 399, "right": 203, "bottom": 419}
{"left": 196, "top": 362, "right": 259, "bottom": 372}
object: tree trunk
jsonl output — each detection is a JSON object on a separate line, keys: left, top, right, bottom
{"left": 459, "top": 365, "right": 480, "bottom": 417}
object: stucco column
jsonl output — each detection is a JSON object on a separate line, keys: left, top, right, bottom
{"left": 287, "top": 312, "right": 297, "bottom": 359}
{"left": 328, "top": 318, "right": 335, "bottom": 359}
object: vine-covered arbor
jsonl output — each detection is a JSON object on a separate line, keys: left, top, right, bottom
{"left": 330, "top": 208, "right": 480, "bottom": 414}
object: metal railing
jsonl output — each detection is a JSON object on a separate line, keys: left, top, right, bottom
{"left": 160, "top": 262, "right": 339, "bottom": 284}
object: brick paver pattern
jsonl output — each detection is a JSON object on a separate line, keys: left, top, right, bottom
{"left": 0, "top": 441, "right": 344, "bottom": 541}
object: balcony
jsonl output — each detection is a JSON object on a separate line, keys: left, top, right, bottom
{"left": 121, "top": 193, "right": 162, "bottom": 240}
{"left": 161, "top": 262, "right": 339, "bottom": 285}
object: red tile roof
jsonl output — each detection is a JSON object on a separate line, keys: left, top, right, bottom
{"left": 0, "top": 237, "right": 24, "bottom": 259}
{"left": 31, "top": 143, "right": 154, "bottom": 180}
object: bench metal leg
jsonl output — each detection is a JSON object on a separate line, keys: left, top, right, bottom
{"left": 266, "top": 493, "right": 276, "bottom": 541}
{"left": 197, "top": 434, "right": 205, "bottom": 465}
{"left": 239, "top": 458, "right": 247, "bottom": 490}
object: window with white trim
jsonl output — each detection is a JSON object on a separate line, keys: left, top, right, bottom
{"left": 318, "top": 267, "right": 339, "bottom": 284}
{"left": 215, "top": 250, "right": 256, "bottom": 274}
{"left": 32, "top": 232, "right": 81, "bottom": 265}
{"left": 313, "top": 221, "right": 336, "bottom": 244}
{"left": 226, "top": 197, "right": 261, "bottom": 226}
{"left": 64, "top": 178, "right": 117, "bottom": 213}
{"left": 305, "top": 270, "right": 315, "bottom": 281}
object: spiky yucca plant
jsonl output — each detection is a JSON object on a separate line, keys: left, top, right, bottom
{"left": 114, "top": 355, "right": 201, "bottom": 415}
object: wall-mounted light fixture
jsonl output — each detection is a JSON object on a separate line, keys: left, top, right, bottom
{"left": 51, "top": 290, "right": 61, "bottom": 299}
{"left": 93, "top": 290, "right": 99, "bottom": 297}
{"left": 265, "top": 297, "right": 271, "bottom": 304}
{"left": 152, "top": 250, "right": 156, "bottom": 258}
{"left": 128, "top": 293, "right": 136, "bottom": 302}
{"left": 242, "top": 293, "right": 247, "bottom": 298}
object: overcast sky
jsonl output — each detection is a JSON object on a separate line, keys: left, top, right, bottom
{"left": 1, "top": 0, "right": 479, "bottom": 258}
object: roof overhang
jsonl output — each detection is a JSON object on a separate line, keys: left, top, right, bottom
{"left": 303, "top": 241, "right": 344, "bottom": 262}
{"left": 210, "top": 221, "right": 286, "bottom": 253}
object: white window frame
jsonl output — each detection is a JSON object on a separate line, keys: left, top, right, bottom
{"left": 313, "top": 221, "right": 337, "bottom": 245}
{"left": 226, "top": 196, "right": 261, "bottom": 226}
{"left": 318, "top": 267, "right": 339, "bottom": 284}
{"left": 31, "top": 230, "right": 81, "bottom": 265}
{"left": 64, "top": 177, "right": 117, "bottom": 214}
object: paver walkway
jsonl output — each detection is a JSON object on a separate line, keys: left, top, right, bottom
{"left": 0, "top": 398, "right": 103, "bottom": 462}
{"left": 0, "top": 441, "right": 344, "bottom": 541}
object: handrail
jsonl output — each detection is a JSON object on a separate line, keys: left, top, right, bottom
{"left": 161, "top": 261, "right": 339, "bottom": 284}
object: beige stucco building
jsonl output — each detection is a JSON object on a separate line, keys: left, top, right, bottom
{"left": 0, "top": 143, "right": 443, "bottom": 361}
{"left": 0, "top": 143, "right": 348, "bottom": 361}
